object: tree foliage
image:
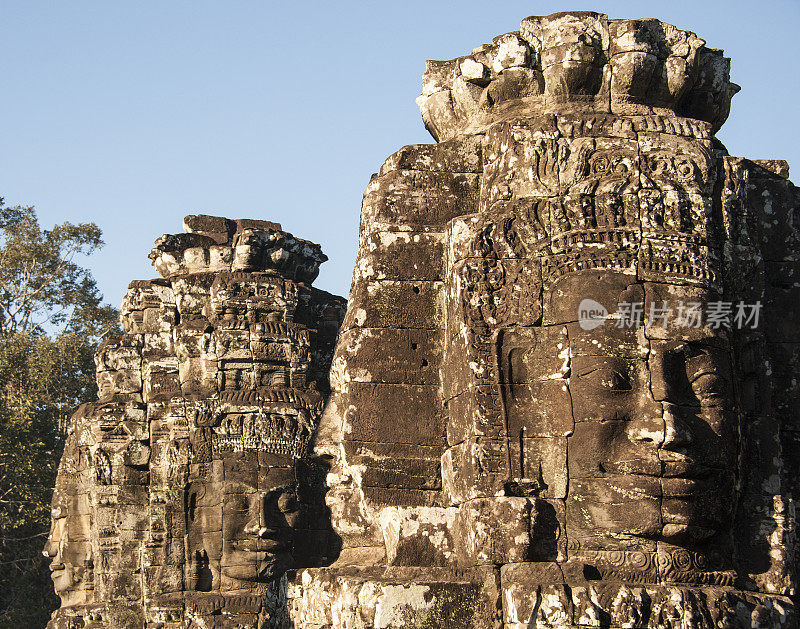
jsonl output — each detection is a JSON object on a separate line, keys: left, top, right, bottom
{"left": 0, "top": 199, "right": 117, "bottom": 336}
{"left": 0, "top": 198, "right": 119, "bottom": 625}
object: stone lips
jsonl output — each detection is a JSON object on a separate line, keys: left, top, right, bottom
{"left": 418, "top": 11, "right": 739, "bottom": 141}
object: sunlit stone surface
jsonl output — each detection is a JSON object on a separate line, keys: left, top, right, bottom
{"left": 48, "top": 12, "right": 800, "bottom": 628}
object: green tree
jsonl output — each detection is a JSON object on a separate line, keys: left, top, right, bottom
{"left": 0, "top": 199, "right": 119, "bottom": 626}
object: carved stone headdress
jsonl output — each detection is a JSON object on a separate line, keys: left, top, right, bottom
{"left": 417, "top": 11, "right": 740, "bottom": 140}
{"left": 188, "top": 390, "right": 323, "bottom": 460}
{"left": 419, "top": 12, "right": 753, "bottom": 291}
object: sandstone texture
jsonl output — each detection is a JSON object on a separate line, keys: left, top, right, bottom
{"left": 46, "top": 217, "right": 345, "bottom": 627}
{"left": 48, "top": 11, "right": 800, "bottom": 629}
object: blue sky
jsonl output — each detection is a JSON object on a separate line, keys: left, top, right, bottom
{"left": 3, "top": 1, "right": 798, "bottom": 306}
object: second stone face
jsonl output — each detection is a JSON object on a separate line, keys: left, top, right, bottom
{"left": 47, "top": 217, "right": 345, "bottom": 628}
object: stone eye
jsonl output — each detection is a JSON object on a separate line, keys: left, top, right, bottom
{"left": 682, "top": 345, "right": 731, "bottom": 403}
{"left": 690, "top": 370, "right": 727, "bottom": 403}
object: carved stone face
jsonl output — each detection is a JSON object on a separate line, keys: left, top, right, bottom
{"left": 185, "top": 453, "right": 303, "bottom": 591}
{"left": 44, "top": 486, "right": 93, "bottom": 606}
{"left": 506, "top": 272, "right": 739, "bottom": 558}
{"left": 567, "top": 328, "right": 738, "bottom": 549}
{"left": 220, "top": 477, "right": 301, "bottom": 582}
{"left": 232, "top": 229, "right": 265, "bottom": 270}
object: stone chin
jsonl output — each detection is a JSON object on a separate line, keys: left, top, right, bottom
{"left": 50, "top": 564, "right": 87, "bottom": 607}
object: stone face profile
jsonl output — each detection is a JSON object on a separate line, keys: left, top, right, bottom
{"left": 46, "top": 217, "right": 345, "bottom": 627}
{"left": 48, "top": 11, "right": 800, "bottom": 629}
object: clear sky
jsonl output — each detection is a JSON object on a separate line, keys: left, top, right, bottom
{"left": 3, "top": 1, "right": 798, "bottom": 307}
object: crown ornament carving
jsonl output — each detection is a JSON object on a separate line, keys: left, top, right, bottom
{"left": 148, "top": 214, "right": 327, "bottom": 284}
{"left": 418, "top": 11, "right": 740, "bottom": 141}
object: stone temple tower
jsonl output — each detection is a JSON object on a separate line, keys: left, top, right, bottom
{"left": 47, "top": 11, "right": 800, "bottom": 629}
{"left": 46, "top": 216, "right": 346, "bottom": 627}
{"left": 299, "top": 11, "right": 800, "bottom": 628}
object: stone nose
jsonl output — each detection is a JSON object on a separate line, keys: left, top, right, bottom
{"left": 661, "top": 402, "right": 693, "bottom": 449}
{"left": 626, "top": 400, "right": 693, "bottom": 451}
{"left": 243, "top": 494, "right": 278, "bottom": 538}
{"left": 43, "top": 538, "right": 59, "bottom": 559}
{"left": 648, "top": 352, "right": 669, "bottom": 402}
{"left": 647, "top": 347, "right": 693, "bottom": 407}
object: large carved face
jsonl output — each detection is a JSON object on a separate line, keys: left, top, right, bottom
{"left": 185, "top": 452, "right": 303, "bottom": 591}
{"left": 44, "top": 484, "right": 93, "bottom": 606}
{"left": 503, "top": 272, "right": 739, "bottom": 561}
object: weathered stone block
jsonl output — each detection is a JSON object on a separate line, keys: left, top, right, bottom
{"left": 354, "top": 231, "right": 445, "bottom": 282}
{"left": 441, "top": 331, "right": 487, "bottom": 404}
{"left": 378, "top": 135, "right": 483, "bottom": 175}
{"left": 378, "top": 506, "right": 457, "bottom": 566}
{"left": 746, "top": 165, "right": 800, "bottom": 263}
{"left": 446, "top": 389, "right": 485, "bottom": 446}
{"left": 288, "top": 566, "right": 500, "bottom": 629}
{"left": 343, "top": 441, "right": 443, "bottom": 492}
{"left": 508, "top": 438, "right": 568, "bottom": 499}
{"left": 445, "top": 379, "right": 573, "bottom": 449}
{"left": 543, "top": 270, "right": 640, "bottom": 326}
{"left": 502, "top": 380, "right": 574, "bottom": 438}
{"left": 502, "top": 580, "right": 573, "bottom": 626}
{"left": 362, "top": 486, "right": 442, "bottom": 510}
{"left": 333, "top": 328, "right": 439, "bottom": 385}
{"left": 442, "top": 437, "right": 567, "bottom": 504}
{"left": 361, "top": 170, "right": 480, "bottom": 232}
{"left": 442, "top": 438, "right": 507, "bottom": 504}
{"left": 343, "top": 280, "right": 443, "bottom": 330}
{"left": 340, "top": 383, "right": 444, "bottom": 445}
{"left": 456, "top": 498, "right": 563, "bottom": 566}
